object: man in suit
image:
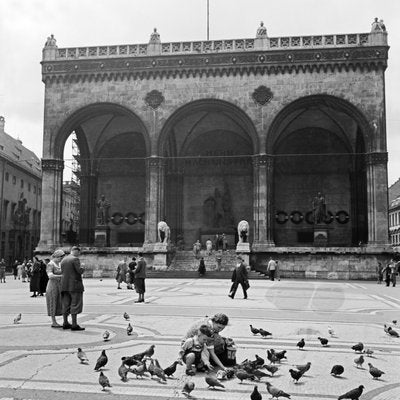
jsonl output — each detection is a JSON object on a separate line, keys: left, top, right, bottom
{"left": 228, "top": 255, "right": 249, "bottom": 299}
{"left": 134, "top": 252, "right": 147, "bottom": 303}
{"left": 60, "top": 246, "right": 85, "bottom": 330}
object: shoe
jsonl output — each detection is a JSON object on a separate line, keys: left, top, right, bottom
{"left": 228, "top": 294, "right": 234, "bottom": 299}
{"left": 30, "top": 294, "right": 37, "bottom": 297}
{"left": 51, "top": 324, "right": 63, "bottom": 328}
{"left": 63, "top": 323, "right": 72, "bottom": 330}
{"left": 117, "top": 287, "right": 121, "bottom": 289}
{"left": 134, "top": 299, "right": 144, "bottom": 303}
{"left": 71, "top": 325, "right": 85, "bottom": 331}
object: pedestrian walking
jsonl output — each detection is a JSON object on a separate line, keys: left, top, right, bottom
{"left": 60, "top": 246, "right": 85, "bottom": 330}
{"left": 46, "top": 250, "right": 65, "bottom": 328}
{"left": 377, "top": 261, "right": 383, "bottom": 284}
{"left": 0, "top": 259, "right": 6, "bottom": 283}
{"left": 198, "top": 257, "right": 206, "bottom": 277}
{"left": 29, "top": 258, "right": 41, "bottom": 297}
{"left": 19, "top": 262, "right": 26, "bottom": 282}
{"left": 134, "top": 252, "right": 147, "bottom": 303}
{"left": 115, "top": 257, "right": 128, "bottom": 289}
{"left": 39, "top": 258, "right": 49, "bottom": 296}
{"left": 228, "top": 255, "right": 249, "bottom": 299}
{"left": 267, "top": 257, "right": 277, "bottom": 281}
{"left": 215, "top": 250, "right": 222, "bottom": 271}
{"left": 12, "top": 260, "right": 18, "bottom": 280}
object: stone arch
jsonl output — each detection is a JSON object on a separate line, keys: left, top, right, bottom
{"left": 267, "top": 94, "right": 370, "bottom": 247}
{"left": 158, "top": 99, "right": 260, "bottom": 155}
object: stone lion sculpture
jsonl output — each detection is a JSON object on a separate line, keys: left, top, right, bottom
{"left": 157, "top": 221, "right": 170, "bottom": 244}
{"left": 237, "top": 220, "right": 249, "bottom": 243}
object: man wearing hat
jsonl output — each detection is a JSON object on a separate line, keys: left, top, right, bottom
{"left": 60, "top": 246, "right": 85, "bottom": 330}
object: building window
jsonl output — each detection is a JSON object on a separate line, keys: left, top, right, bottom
{"left": 3, "top": 200, "right": 9, "bottom": 221}
{"left": 12, "top": 176, "right": 16, "bottom": 185}
{"left": 33, "top": 186, "right": 36, "bottom": 194}
{"left": 21, "top": 179, "right": 24, "bottom": 188}
{"left": 5, "top": 172, "right": 9, "bottom": 182}
{"left": 28, "top": 183, "right": 31, "bottom": 192}
{"left": 38, "top": 188, "right": 41, "bottom": 195}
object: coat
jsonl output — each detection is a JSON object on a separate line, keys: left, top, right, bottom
{"left": 60, "top": 254, "right": 84, "bottom": 293}
{"left": 134, "top": 258, "right": 147, "bottom": 279}
{"left": 234, "top": 262, "right": 248, "bottom": 284}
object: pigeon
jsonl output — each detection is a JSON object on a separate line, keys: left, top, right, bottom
{"left": 94, "top": 350, "right": 108, "bottom": 371}
{"left": 132, "top": 344, "right": 155, "bottom": 361}
{"left": 393, "top": 320, "right": 397, "bottom": 325}
{"left": 259, "top": 328, "right": 272, "bottom": 338}
{"left": 182, "top": 380, "right": 195, "bottom": 397}
{"left": 251, "top": 385, "right": 263, "bottom": 400}
{"left": 13, "top": 313, "right": 22, "bottom": 324}
{"left": 123, "top": 312, "right": 130, "bottom": 320}
{"left": 296, "top": 338, "right": 305, "bottom": 350}
{"left": 274, "top": 350, "right": 287, "bottom": 361}
{"left": 263, "top": 364, "right": 279, "bottom": 376}
{"left": 102, "top": 330, "right": 110, "bottom": 341}
{"left": 146, "top": 358, "right": 155, "bottom": 377}
{"left": 127, "top": 323, "right": 133, "bottom": 336}
{"left": 384, "top": 324, "right": 390, "bottom": 334}
{"left": 337, "top": 385, "right": 364, "bottom": 400}
{"left": 255, "top": 354, "right": 265, "bottom": 366}
{"left": 130, "top": 362, "right": 148, "bottom": 379}
{"left": 354, "top": 355, "right": 364, "bottom": 369}
{"left": 216, "top": 369, "right": 228, "bottom": 380}
{"left": 98, "top": 371, "right": 111, "bottom": 391}
{"left": 163, "top": 360, "right": 183, "bottom": 377}
{"left": 368, "top": 363, "right": 385, "bottom": 379}
{"left": 205, "top": 375, "right": 225, "bottom": 389}
{"left": 295, "top": 362, "right": 311, "bottom": 374}
{"left": 267, "top": 350, "right": 279, "bottom": 364}
{"left": 235, "top": 369, "right": 255, "bottom": 383}
{"left": 351, "top": 342, "right": 364, "bottom": 353}
{"left": 153, "top": 362, "right": 167, "bottom": 383}
{"left": 318, "top": 337, "right": 329, "bottom": 346}
{"left": 121, "top": 355, "right": 140, "bottom": 368}
{"left": 250, "top": 325, "right": 260, "bottom": 335}
{"left": 330, "top": 364, "right": 344, "bottom": 376}
{"left": 265, "top": 382, "right": 291, "bottom": 398}
{"left": 252, "top": 369, "right": 270, "bottom": 380}
{"left": 118, "top": 363, "right": 130, "bottom": 382}
{"left": 364, "top": 348, "right": 374, "bottom": 357}
{"left": 77, "top": 347, "right": 89, "bottom": 364}
{"left": 387, "top": 326, "right": 399, "bottom": 337}
{"left": 328, "top": 326, "right": 336, "bottom": 337}
{"left": 289, "top": 368, "right": 304, "bottom": 383}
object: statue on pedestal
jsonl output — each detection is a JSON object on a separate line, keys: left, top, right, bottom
{"left": 96, "top": 195, "right": 110, "bottom": 225}
{"left": 312, "top": 192, "right": 326, "bottom": 224}
{"left": 237, "top": 220, "right": 249, "bottom": 243}
{"left": 149, "top": 28, "right": 161, "bottom": 43}
{"left": 256, "top": 21, "right": 267, "bottom": 38}
{"left": 157, "top": 221, "right": 170, "bottom": 244}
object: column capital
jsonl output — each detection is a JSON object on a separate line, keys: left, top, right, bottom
{"left": 41, "top": 158, "right": 64, "bottom": 171}
{"left": 146, "top": 156, "right": 166, "bottom": 168}
{"left": 365, "top": 152, "right": 388, "bottom": 165}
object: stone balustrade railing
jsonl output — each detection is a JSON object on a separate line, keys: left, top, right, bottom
{"left": 51, "top": 32, "right": 381, "bottom": 60}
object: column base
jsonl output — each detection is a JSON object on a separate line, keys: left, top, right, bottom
{"left": 94, "top": 225, "right": 110, "bottom": 247}
{"left": 252, "top": 241, "right": 275, "bottom": 251}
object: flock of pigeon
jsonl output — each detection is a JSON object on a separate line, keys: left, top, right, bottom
{"left": 12, "top": 312, "right": 399, "bottom": 398}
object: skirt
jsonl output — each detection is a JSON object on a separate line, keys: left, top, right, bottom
{"left": 46, "top": 277, "right": 63, "bottom": 317}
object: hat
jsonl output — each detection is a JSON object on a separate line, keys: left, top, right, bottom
{"left": 52, "top": 249, "right": 65, "bottom": 258}
{"left": 71, "top": 246, "right": 81, "bottom": 251}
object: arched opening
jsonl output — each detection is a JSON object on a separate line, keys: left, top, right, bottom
{"left": 57, "top": 104, "right": 149, "bottom": 246}
{"left": 269, "top": 95, "right": 368, "bottom": 247}
{"left": 160, "top": 100, "right": 258, "bottom": 249}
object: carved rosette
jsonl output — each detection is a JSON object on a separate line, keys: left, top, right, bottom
{"left": 252, "top": 85, "right": 273, "bottom": 106}
{"left": 365, "top": 152, "right": 388, "bottom": 165}
{"left": 253, "top": 154, "right": 273, "bottom": 170}
{"left": 146, "top": 157, "right": 166, "bottom": 168}
{"left": 144, "top": 90, "right": 165, "bottom": 110}
{"left": 41, "top": 158, "right": 64, "bottom": 171}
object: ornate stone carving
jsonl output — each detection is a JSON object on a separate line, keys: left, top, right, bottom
{"left": 157, "top": 221, "right": 170, "bottom": 244}
{"left": 144, "top": 89, "right": 165, "bottom": 110}
{"left": 252, "top": 85, "right": 273, "bottom": 106}
{"left": 365, "top": 152, "right": 388, "bottom": 165}
{"left": 253, "top": 154, "right": 273, "bottom": 169}
{"left": 41, "top": 158, "right": 64, "bottom": 171}
{"left": 237, "top": 220, "right": 249, "bottom": 243}
{"left": 149, "top": 28, "right": 161, "bottom": 44}
{"left": 256, "top": 22, "right": 267, "bottom": 38}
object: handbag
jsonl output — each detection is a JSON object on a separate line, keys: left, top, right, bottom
{"left": 244, "top": 280, "right": 250, "bottom": 290}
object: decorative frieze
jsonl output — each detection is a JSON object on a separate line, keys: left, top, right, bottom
{"left": 252, "top": 86, "right": 273, "bottom": 106}
{"left": 365, "top": 152, "right": 388, "bottom": 165}
{"left": 41, "top": 158, "right": 64, "bottom": 171}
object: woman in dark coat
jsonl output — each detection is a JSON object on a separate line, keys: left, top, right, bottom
{"left": 39, "top": 259, "right": 49, "bottom": 295}
{"left": 198, "top": 257, "right": 206, "bottom": 276}
{"left": 29, "top": 259, "right": 41, "bottom": 297}
{"left": 228, "top": 255, "right": 249, "bottom": 299}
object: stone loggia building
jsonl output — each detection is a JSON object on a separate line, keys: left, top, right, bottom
{"left": 37, "top": 22, "right": 391, "bottom": 278}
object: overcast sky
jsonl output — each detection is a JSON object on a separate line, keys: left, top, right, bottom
{"left": 1, "top": 0, "right": 399, "bottom": 185}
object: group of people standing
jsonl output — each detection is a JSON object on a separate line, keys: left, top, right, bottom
{"left": 115, "top": 253, "right": 147, "bottom": 303}
{"left": 377, "top": 258, "right": 399, "bottom": 287}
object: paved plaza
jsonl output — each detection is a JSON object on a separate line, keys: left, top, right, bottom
{"left": 0, "top": 276, "right": 399, "bottom": 400}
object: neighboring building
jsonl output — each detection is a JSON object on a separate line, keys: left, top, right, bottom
{"left": 389, "top": 178, "right": 400, "bottom": 204}
{"left": 38, "top": 21, "right": 390, "bottom": 278}
{"left": 389, "top": 195, "right": 400, "bottom": 248}
{"left": 61, "top": 180, "right": 79, "bottom": 244}
{"left": 0, "top": 116, "right": 42, "bottom": 265}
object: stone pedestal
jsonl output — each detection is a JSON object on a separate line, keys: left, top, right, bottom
{"left": 153, "top": 242, "right": 168, "bottom": 271}
{"left": 94, "top": 225, "right": 110, "bottom": 247}
{"left": 236, "top": 242, "right": 251, "bottom": 264}
{"left": 313, "top": 225, "right": 328, "bottom": 247}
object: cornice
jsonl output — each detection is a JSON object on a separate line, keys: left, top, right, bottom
{"left": 41, "top": 46, "right": 388, "bottom": 84}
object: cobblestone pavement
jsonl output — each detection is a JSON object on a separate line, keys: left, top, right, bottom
{"left": 0, "top": 277, "right": 399, "bottom": 399}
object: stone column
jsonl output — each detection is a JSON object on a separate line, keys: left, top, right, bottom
{"left": 37, "top": 159, "right": 64, "bottom": 249}
{"left": 144, "top": 157, "right": 165, "bottom": 247}
{"left": 252, "top": 154, "right": 275, "bottom": 251}
{"left": 366, "top": 152, "right": 389, "bottom": 246}
{"left": 79, "top": 173, "right": 97, "bottom": 245}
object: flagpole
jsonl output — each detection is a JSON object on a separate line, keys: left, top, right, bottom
{"left": 207, "top": 0, "right": 209, "bottom": 41}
